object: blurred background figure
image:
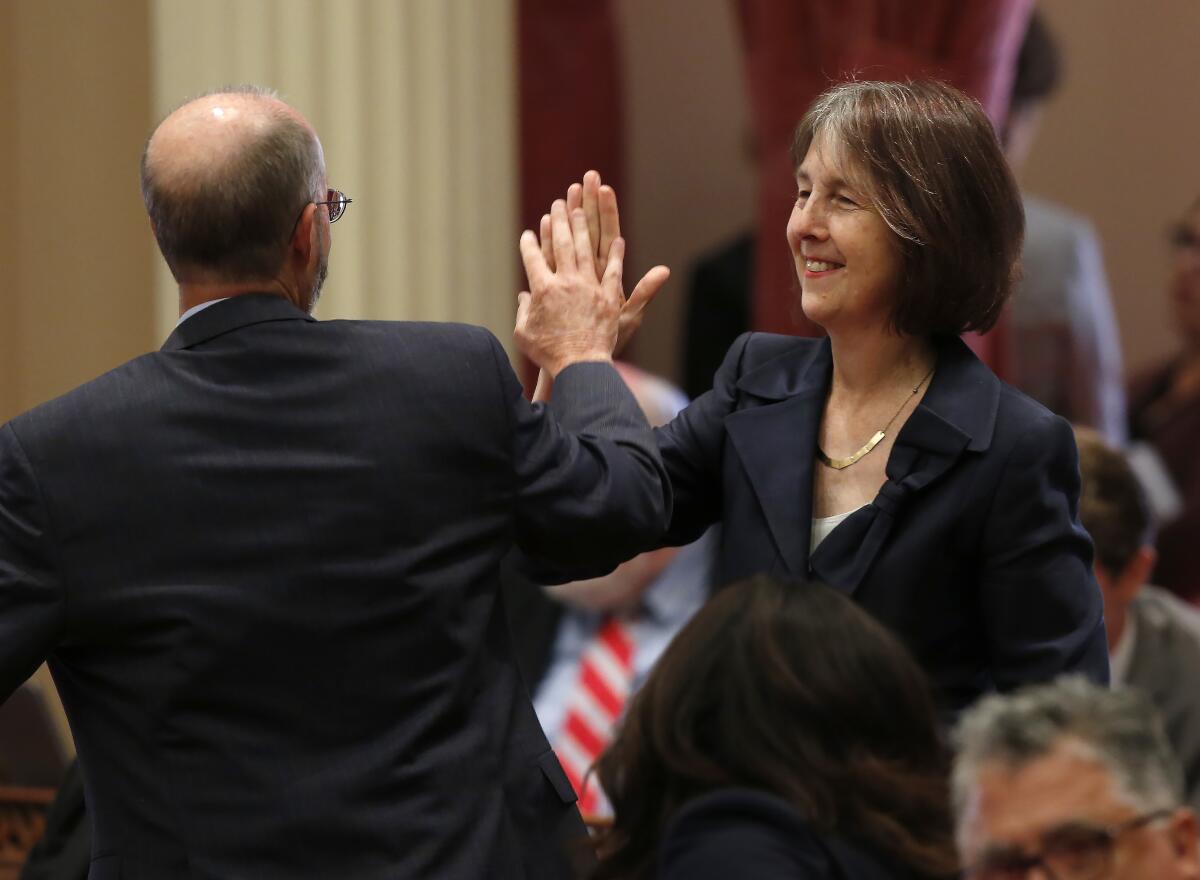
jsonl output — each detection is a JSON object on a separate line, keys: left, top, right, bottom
{"left": 505, "top": 363, "right": 715, "bottom": 818}
{"left": 681, "top": 205, "right": 754, "bottom": 400}
{"left": 1002, "top": 14, "right": 1127, "bottom": 444}
{"left": 591, "top": 575, "right": 958, "bottom": 880}
{"left": 953, "top": 678, "right": 1200, "bottom": 880}
{"left": 1128, "top": 196, "right": 1200, "bottom": 603}
{"left": 1076, "top": 427, "right": 1200, "bottom": 812}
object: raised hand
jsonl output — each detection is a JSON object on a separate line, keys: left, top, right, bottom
{"left": 515, "top": 199, "right": 626, "bottom": 377}
{"left": 537, "top": 170, "right": 670, "bottom": 357}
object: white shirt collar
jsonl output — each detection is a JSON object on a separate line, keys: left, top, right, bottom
{"left": 176, "top": 297, "right": 230, "bottom": 327}
{"left": 1109, "top": 608, "right": 1138, "bottom": 686}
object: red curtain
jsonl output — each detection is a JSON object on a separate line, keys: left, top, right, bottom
{"left": 517, "top": 0, "right": 626, "bottom": 387}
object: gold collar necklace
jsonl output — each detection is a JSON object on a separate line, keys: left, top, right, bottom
{"left": 816, "top": 365, "right": 936, "bottom": 470}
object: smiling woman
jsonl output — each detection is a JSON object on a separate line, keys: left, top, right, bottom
{"left": 531, "top": 79, "right": 1108, "bottom": 721}
{"left": 654, "top": 82, "right": 1108, "bottom": 714}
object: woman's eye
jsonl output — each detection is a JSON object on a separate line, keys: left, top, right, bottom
{"left": 796, "top": 190, "right": 811, "bottom": 201}
{"left": 835, "top": 194, "right": 858, "bottom": 207}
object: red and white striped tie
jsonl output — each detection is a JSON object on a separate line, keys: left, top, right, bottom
{"left": 553, "top": 616, "right": 635, "bottom": 817}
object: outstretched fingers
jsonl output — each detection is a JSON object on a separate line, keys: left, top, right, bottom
{"left": 519, "top": 231, "right": 552, "bottom": 291}
{"left": 539, "top": 214, "right": 554, "bottom": 272}
{"left": 597, "top": 184, "right": 619, "bottom": 266}
{"left": 582, "top": 171, "right": 602, "bottom": 262}
{"left": 571, "top": 208, "right": 596, "bottom": 279}
{"left": 549, "top": 200, "right": 576, "bottom": 274}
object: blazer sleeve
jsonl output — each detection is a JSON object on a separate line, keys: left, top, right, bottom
{"left": 977, "top": 412, "right": 1110, "bottom": 689}
{"left": 0, "top": 423, "right": 65, "bottom": 702}
{"left": 655, "top": 332, "right": 754, "bottom": 547}
{"left": 486, "top": 336, "right": 671, "bottom": 576}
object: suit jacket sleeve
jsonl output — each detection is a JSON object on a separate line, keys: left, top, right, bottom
{"left": 0, "top": 423, "right": 66, "bottom": 702}
{"left": 655, "top": 333, "right": 754, "bottom": 548}
{"left": 978, "top": 412, "right": 1110, "bottom": 688}
{"left": 489, "top": 337, "right": 671, "bottom": 575}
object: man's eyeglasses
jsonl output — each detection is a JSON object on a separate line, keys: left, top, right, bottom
{"left": 289, "top": 189, "right": 352, "bottom": 240}
{"left": 966, "top": 810, "right": 1173, "bottom": 880}
{"left": 316, "top": 189, "right": 352, "bottom": 223}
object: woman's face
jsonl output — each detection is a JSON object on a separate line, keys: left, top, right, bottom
{"left": 1169, "top": 203, "right": 1200, "bottom": 347}
{"left": 786, "top": 134, "right": 903, "bottom": 335}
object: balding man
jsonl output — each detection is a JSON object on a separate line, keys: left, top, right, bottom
{"left": 0, "top": 86, "right": 669, "bottom": 878}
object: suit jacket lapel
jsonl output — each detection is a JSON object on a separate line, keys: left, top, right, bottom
{"left": 161, "top": 294, "right": 316, "bottom": 351}
{"left": 725, "top": 338, "right": 832, "bottom": 577}
{"left": 798, "top": 336, "right": 1001, "bottom": 594}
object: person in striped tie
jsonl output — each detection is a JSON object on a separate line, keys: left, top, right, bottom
{"left": 505, "top": 363, "right": 716, "bottom": 819}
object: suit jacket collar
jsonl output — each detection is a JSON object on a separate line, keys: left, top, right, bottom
{"left": 161, "top": 294, "right": 316, "bottom": 351}
{"left": 725, "top": 334, "right": 1002, "bottom": 588}
{"left": 733, "top": 334, "right": 1000, "bottom": 453}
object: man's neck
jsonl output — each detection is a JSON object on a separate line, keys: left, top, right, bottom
{"left": 177, "top": 279, "right": 292, "bottom": 318}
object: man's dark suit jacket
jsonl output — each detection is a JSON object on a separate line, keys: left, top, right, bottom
{"left": 656, "top": 332, "right": 1109, "bottom": 712}
{"left": 659, "top": 788, "right": 918, "bottom": 880}
{"left": 0, "top": 295, "right": 669, "bottom": 879}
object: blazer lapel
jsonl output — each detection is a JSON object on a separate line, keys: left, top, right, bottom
{"left": 810, "top": 335, "right": 1002, "bottom": 594}
{"left": 161, "top": 294, "right": 316, "bottom": 351}
{"left": 725, "top": 338, "right": 832, "bottom": 577}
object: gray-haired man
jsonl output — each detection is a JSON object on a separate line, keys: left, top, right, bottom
{"left": 953, "top": 677, "right": 1200, "bottom": 879}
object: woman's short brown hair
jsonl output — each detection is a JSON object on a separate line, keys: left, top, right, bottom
{"left": 791, "top": 80, "right": 1024, "bottom": 336}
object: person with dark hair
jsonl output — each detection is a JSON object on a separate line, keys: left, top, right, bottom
{"left": 1002, "top": 12, "right": 1128, "bottom": 444}
{"left": 529, "top": 80, "right": 1107, "bottom": 716}
{"left": 0, "top": 86, "right": 672, "bottom": 878}
{"left": 590, "top": 575, "right": 957, "bottom": 880}
{"left": 1075, "top": 427, "right": 1200, "bottom": 812}
{"left": 1127, "top": 196, "right": 1200, "bottom": 602}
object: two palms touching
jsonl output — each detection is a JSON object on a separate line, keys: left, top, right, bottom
{"left": 517, "top": 170, "right": 671, "bottom": 401}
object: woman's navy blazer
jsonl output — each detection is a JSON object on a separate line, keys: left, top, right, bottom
{"left": 657, "top": 332, "right": 1109, "bottom": 711}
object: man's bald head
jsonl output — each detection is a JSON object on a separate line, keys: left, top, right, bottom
{"left": 141, "top": 86, "right": 325, "bottom": 284}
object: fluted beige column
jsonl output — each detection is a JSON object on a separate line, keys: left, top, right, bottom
{"left": 150, "top": 0, "right": 519, "bottom": 353}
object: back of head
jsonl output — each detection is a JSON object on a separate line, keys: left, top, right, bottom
{"left": 791, "top": 80, "right": 1024, "bottom": 337}
{"left": 594, "top": 575, "right": 956, "bottom": 879}
{"left": 952, "top": 677, "right": 1184, "bottom": 835}
{"left": 140, "top": 85, "right": 325, "bottom": 284}
{"left": 1075, "top": 428, "right": 1155, "bottom": 577}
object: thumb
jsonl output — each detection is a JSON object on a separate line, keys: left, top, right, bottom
{"left": 626, "top": 265, "right": 670, "bottom": 314}
{"left": 514, "top": 291, "right": 531, "bottom": 337}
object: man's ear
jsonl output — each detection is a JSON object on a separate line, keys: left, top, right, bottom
{"left": 1120, "top": 546, "right": 1158, "bottom": 599}
{"left": 1167, "top": 808, "right": 1200, "bottom": 873}
{"left": 290, "top": 203, "right": 319, "bottom": 268}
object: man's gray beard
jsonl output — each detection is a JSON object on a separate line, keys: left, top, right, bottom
{"left": 307, "top": 253, "right": 329, "bottom": 311}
